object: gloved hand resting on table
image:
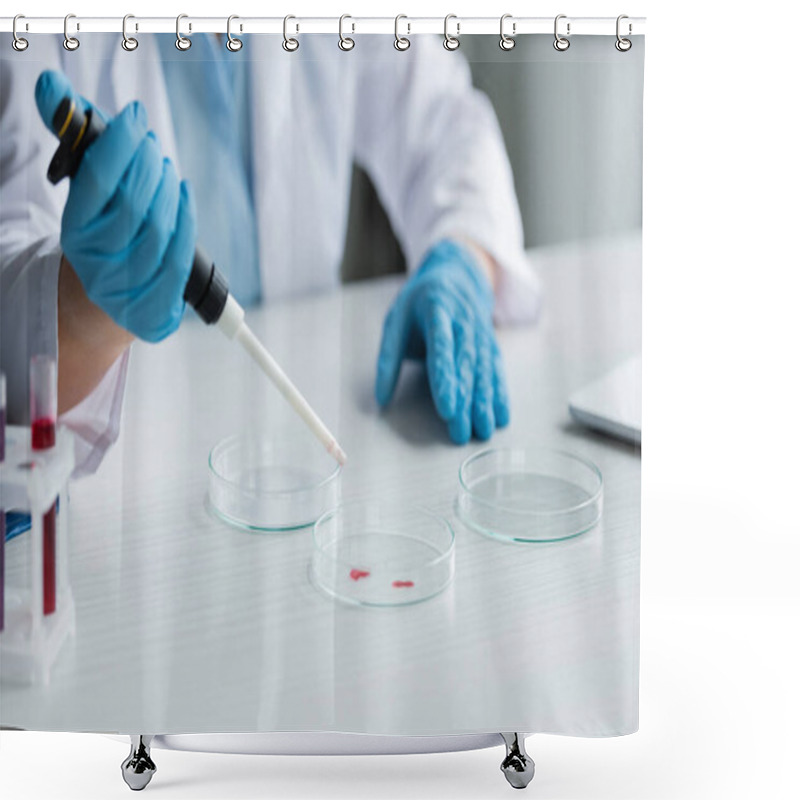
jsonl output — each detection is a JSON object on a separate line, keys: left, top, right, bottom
{"left": 375, "top": 239, "right": 510, "bottom": 444}
{"left": 35, "top": 70, "right": 195, "bottom": 342}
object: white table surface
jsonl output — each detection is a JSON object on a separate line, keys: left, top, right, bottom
{"left": 1, "top": 236, "right": 641, "bottom": 736}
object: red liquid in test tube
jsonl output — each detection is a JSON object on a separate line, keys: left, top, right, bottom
{"left": 30, "top": 356, "right": 57, "bottom": 616}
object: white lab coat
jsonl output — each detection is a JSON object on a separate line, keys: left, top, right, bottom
{"left": 0, "top": 34, "right": 539, "bottom": 472}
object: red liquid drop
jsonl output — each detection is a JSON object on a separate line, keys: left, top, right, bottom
{"left": 31, "top": 417, "right": 56, "bottom": 451}
{"left": 392, "top": 580, "right": 414, "bottom": 588}
{"left": 349, "top": 568, "right": 370, "bottom": 581}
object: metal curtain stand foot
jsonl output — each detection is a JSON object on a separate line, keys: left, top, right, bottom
{"left": 500, "top": 733, "right": 535, "bottom": 789}
{"left": 117, "top": 732, "right": 533, "bottom": 791}
{"left": 121, "top": 735, "right": 157, "bottom": 791}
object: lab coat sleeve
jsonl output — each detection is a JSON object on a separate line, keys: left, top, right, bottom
{"left": 351, "top": 36, "right": 541, "bottom": 324}
{"left": 0, "top": 48, "right": 128, "bottom": 476}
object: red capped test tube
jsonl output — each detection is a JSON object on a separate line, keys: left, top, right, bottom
{"left": 30, "top": 356, "right": 57, "bottom": 616}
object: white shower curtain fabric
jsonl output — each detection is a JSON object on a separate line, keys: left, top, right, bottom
{"left": 0, "top": 32, "right": 643, "bottom": 737}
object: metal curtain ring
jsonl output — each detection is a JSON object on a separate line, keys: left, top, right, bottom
{"left": 499, "top": 14, "right": 515, "bottom": 51}
{"left": 615, "top": 15, "right": 632, "bottom": 51}
{"left": 394, "top": 14, "right": 410, "bottom": 51}
{"left": 339, "top": 14, "right": 355, "bottom": 51}
{"left": 122, "top": 14, "right": 138, "bottom": 51}
{"left": 443, "top": 14, "right": 460, "bottom": 51}
{"left": 12, "top": 14, "right": 29, "bottom": 51}
{"left": 63, "top": 13, "right": 80, "bottom": 51}
{"left": 175, "top": 14, "right": 191, "bottom": 50}
{"left": 227, "top": 15, "right": 243, "bottom": 51}
{"left": 283, "top": 15, "right": 299, "bottom": 52}
{"left": 553, "top": 14, "right": 570, "bottom": 51}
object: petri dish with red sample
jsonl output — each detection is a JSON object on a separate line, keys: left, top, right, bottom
{"left": 310, "top": 501, "right": 454, "bottom": 606}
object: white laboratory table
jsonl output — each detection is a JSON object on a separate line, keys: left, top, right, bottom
{"left": 1, "top": 236, "right": 641, "bottom": 740}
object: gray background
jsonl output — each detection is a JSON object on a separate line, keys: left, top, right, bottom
{"left": 341, "top": 35, "right": 644, "bottom": 280}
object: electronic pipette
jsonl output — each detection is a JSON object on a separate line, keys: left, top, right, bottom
{"left": 44, "top": 91, "right": 347, "bottom": 467}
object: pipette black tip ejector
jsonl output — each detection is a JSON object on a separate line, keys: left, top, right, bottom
{"left": 44, "top": 95, "right": 347, "bottom": 467}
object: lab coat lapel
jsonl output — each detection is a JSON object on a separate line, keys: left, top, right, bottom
{"left": 108, "top": 36, "right": 182, "bottom": 177}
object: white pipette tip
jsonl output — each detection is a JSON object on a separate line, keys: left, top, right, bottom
{"left": 328, "top": 441, "right": 348, "bottom": 467}
{"left": 221, "top": 307, "right": 348, "bottom": 469}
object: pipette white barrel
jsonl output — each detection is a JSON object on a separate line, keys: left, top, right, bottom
{"left": 216, "top": 298, "right": 347, "bottom": 467}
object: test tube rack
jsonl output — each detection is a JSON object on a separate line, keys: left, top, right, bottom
{"left": 0, "top": 424, "right": 75, "bottom": 685}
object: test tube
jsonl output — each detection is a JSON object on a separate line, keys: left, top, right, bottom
{"left": 1, "top": 372, "right": 6, "bottom": 631}
{"left": 30, "top": 356, "right": 57, "bottom": 616}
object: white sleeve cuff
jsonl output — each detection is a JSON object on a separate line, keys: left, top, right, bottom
{"left": 414, "top": 226, "right": 542, "bottom": 327}
{"left": 490, "top": 246, "right": 543, "bottom": 326}
{"left": 59, "top": 348, "right": 129, "bottom": 478}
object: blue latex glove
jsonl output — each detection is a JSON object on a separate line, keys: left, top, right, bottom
{"left": 375, "top": 239, "right": 510, "bottom": 444}
{"left": 35, "top": 70, "right": 195, "bottom": 342}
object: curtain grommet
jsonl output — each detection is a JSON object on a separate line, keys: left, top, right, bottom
{"left": 394, "top": 15, "right": 410, "bottom": 51}
{"left": 338, "top": 14, "right": 355, "bottom": 51}
{"left": 63, "top": 13, "right": 80, "bottom": 51}
{"left": 227, "top": 15, "right": 243, "bottom": 52}
{"left": 553, "top": 15, "right": 570, "bottom": 52}
{"left": 499, "top": 14, "right": 516, "bottom": 51}
{"left": 12, "top": 14, "right": 29, "bottom": 51}
{"left": 175, "top": 14, "right": 192, "bottom": 51}
{"left": 122, "top": 14, "right": 139, "bottom": 51}
{"left": 443, "top": 14, "right": 460, "bottom": 51}
{"left": 615, "top": 15, "right": 632, "bottom": 51}
{"left": 283, "top": 15, "right": 299, "bottom": 52}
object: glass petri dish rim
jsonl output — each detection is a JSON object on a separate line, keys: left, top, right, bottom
{"left": 208, "top": 433, "right": 342, "bottom": 497}
{"left": 458, "top": 445, "right": 604, "bottom": 519}
{"left": 204, "top": 493, "right": 319, "bottom": 533}
{"left": 456, "top": 508, "right": 600, "bottom": 544}
{"left": 312, "top": 501, "right": 456, "bottom": 570}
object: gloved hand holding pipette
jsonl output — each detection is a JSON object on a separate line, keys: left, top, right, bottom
{"left": 7, "top": 50, "right": 534, "bottom": 468}
{"left": 35, "top": 70, "right": 195, "bottom": 343}
{"left": 375, "top": 240, "right": 510, "bottom": 445}
{"left": 34, "top": 70, "right": 347, "bottom": 466}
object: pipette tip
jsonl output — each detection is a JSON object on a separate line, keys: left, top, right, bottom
{"left": 329, "top": 442, "right": 348, "bottom": 467}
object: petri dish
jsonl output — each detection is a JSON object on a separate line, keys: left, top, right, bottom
{"left": 310, "top": 501, "right": 455, "bottom": 606}
{"left": 208, "top": 434, "right": 340, "bottom": 531}
{"left": 457, "top": 446, "right": 603, "bottom": 543}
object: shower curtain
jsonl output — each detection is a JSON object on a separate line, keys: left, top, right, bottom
{"left": 1, "top": 24, "right": 643, "bottom": 741}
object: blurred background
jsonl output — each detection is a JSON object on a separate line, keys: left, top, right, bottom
{"left": 341, "top": 35, "right": 644, "bottom": 280}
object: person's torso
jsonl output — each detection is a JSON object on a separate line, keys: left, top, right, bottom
{"left": 56, "top": 33, "right": 360, "bottom": 303}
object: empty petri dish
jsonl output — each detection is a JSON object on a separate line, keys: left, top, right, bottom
{"left": 310, "top": 501, "right": 455, "bottom": 606}
{"left": 208, "top": 434, "right": 340, "bottom": 531}
{"left": 457, "top": 446, "right": 603, "bottom": 543}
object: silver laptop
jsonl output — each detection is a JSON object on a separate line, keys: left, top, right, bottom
{"left": 568, "top": 355, "right": 641, "bottom": 444}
